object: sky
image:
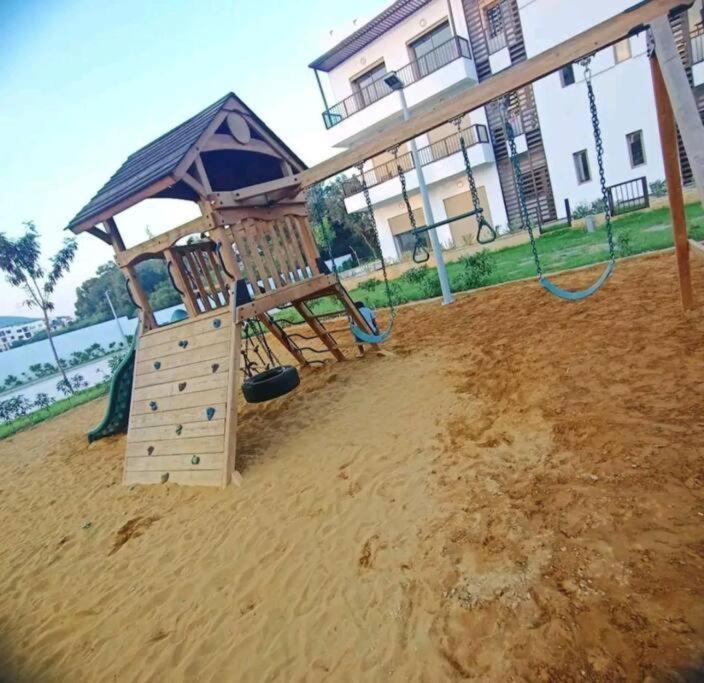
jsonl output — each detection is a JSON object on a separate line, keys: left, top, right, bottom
{"left": 0, "top": 0, "right": 385, "bottom": 317}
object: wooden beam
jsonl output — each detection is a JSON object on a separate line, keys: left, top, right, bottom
{"left": 295, "top": 0, "right": 690, "bottom": 188}
{"left": 257, "top": 314, "right": 309, "bottom": 366}
{"left": 181, "top": 171, "right": 208, "bottom": 198}
{"left": 650, "top": 17, "right": 704, "bottom": 205}
{"left": 69, "top": 175, "right": 175, "bottom": 234}
{"left": 293, "top": 302, "right": 346, "bottom": 362}
{"left": 164, "top": 247, "right": 199, "bottom": 317}
{"left": 214, "top": 203, "right": 308, "bottom": 225}
{"left": 86, "top": 226, "right": 112, "bottom": 245}
{"left": 193, "top": 154, "right": 213, "bottom": 194}
{"left": 104, "top": 218, "right": 126, "bottom": 252}
{"left": 650, "top": 51, "right": 694, "bottom": 311}
{"left": 234, "top": 275, "right": 338, "bottom": 321}
{"left": 209, "top": 175, "right": 302, "bottom": 207}
{"left": 115, "top": 215, "right": 213, "bottom": 267}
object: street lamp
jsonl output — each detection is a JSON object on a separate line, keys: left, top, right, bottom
{"left": 383, "top": 72, "right": 454, "bottom": 305}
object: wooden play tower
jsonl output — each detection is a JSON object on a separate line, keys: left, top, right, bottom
{"left": 69, "top": 93, "right": 375, "bottom": 487}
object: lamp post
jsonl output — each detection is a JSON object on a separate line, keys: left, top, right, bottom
{"left": 384, "top": 72, "right": 454, "bottom": 305}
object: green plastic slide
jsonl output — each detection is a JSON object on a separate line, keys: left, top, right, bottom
{"left": 87, "top": 334, "right": 138, "bottom": 443}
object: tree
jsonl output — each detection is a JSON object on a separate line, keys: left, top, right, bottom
{"left": 34, "top": 392, "right": 53, "bottom": 412}
{"left": 306, "top": 176, "right": 378, "bottom": 262}
{"left": 0, "top": 222, "right": 77, "bottom": 393}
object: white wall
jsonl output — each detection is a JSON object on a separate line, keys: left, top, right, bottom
{"left": 369, "top": 163, "right": 509, "bottom": 261}
{"left": 519, "top": 0, "right": 665, "bottom": 215}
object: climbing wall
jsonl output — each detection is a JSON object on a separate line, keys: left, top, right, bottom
{"left": 123, "top": 307, "right": 238, "bottom": 487}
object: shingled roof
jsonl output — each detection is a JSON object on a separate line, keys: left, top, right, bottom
{"left": 67, "top": 93, "right": 306, "bottom": 233}
{"left": 309, "top": 0, "right": 433, "bottom": 72}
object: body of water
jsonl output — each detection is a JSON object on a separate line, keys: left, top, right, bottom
{"left": 0, "top": 305, "right": 186, "bottom": 417}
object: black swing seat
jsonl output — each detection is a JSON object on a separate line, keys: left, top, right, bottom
{"left": 242, "top": 366, "right": 300, "bottom": 403}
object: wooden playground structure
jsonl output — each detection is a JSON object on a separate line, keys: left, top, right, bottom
{"left": 69, "top": 0, "right": 703, "bottom": 487}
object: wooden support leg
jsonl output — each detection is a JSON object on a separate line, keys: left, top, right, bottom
{"left": 650, "top": 52, "right": 695, "bottom": 311}
{"left": 333, "top": 283, "right": 380, "bottom": 353}
{"left": 257, "top": 313, "right": 308, "bottom": 366}
{"left": 293, "top": 302, "right": 346, "bottom": 362}
{"left": 222, "top": 320, "right": 241, "bottom": 487}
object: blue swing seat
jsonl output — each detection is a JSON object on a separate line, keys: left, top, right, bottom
{"left": 350, "top": 320, "right": 393, "bottom": 344}
{"left": 539, "top": 260, "right": 614, "bottom": 301}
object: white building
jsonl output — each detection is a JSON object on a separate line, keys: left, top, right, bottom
{"left": 0, "top": 316, "right": 71, "bottom": 352}
{"left": 309, "top": 0, "right": 704, "bottom": 262}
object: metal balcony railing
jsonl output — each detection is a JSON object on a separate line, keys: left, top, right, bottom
{"left": 322, "top": 37, "right": 472, "bottom": 129}
{"left": 691, "top": 27, "right": 704, "bottom": 65}
{"left": 341, "top": 124, "right": 490, "bottom": 198}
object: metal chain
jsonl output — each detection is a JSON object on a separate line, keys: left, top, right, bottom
{"left": 453, "top": 116, "right": 482, "bottom": 213}
{"left": 582, "top": 58, "right": 616, "bottom": 262}
{"left": 393, "top": 147, "right": 429, "bottom": 263}
{"left": 502, "top": 96, "right": 542, "bottom": 277}
{"left": 357, "top": 161, "right": 396, "bottom": 314}
{"left": 241, "top": 317, "right": 280, "bottom": 378}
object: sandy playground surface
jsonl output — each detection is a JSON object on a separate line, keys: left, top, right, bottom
{"left": 1, "top": 251, "right": 704, "bottom": 682}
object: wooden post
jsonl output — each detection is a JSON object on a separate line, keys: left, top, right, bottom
{"left": 104, "top": 218, "right": 157, "bottom": 329}
{"left": 164, "top": 247, "right": 199, "bottom": 317}
{"left": 650, "top": 52, "right": 694, "bottom": 311}
{"left": 293, "top": 302, "right": 346, "bottom": 361}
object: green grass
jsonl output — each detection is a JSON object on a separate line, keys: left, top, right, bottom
{"left": 0, "top": 383, "right": 109, "bottom": 440}
{"left": 281, "top": 201, "right": 704, "bottom": 319}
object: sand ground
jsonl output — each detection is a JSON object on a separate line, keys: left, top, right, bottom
{"left": 1, "top": 252, "right": 704, "bottom": 682}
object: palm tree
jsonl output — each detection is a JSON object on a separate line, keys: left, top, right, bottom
{"left": 0, "top": 222, "right": 77, "bottom": 392}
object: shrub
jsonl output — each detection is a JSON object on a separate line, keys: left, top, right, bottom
{"left": 616, "top": 231, "right": 634, "bottom": 258}
{"left": 34, "top": 393, "right": 53, "bottom": 411}
{"left": 401, "top": 266, "right": 429, "bottom": 284}
{"left": 71, "top": 374, "right": 88, "bottom": 390}
{"left": 455, "top": 251, "right": 494, "bottom": 291}
{"left": 649, "top": 179, "right": 667, "bottom": 198}
{"left": 572, "top": 198, "right": 607, "bottom": 220}
{"left": 419, "top": 273, "right": 443, "bottom": 299}
{"left": 358, "top": 278, "right": 381, "bottom": 292}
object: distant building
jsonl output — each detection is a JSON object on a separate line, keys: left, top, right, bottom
{"left": 0, "top": 316, "right": 72, "bottom": 352}
{"left": 309, "top": 0, "right": 704, "bottom": 261}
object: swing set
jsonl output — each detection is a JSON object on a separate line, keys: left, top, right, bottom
{"left": 69, "top": 0, "right": 699, "bottom": 487}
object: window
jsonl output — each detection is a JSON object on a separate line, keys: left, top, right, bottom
{"left": 485, "top": 2, "right": 504, "bottom": 38}
{"left": 626, "top": 130, "right": 646, "bottom": 167}
{"left": 560, "top": 64, "right": 575, "bottom": 87}
{"left": 408, "top": 21, "right": 452, "bottom": 77}
{"left": 614, "top": 39, "right": 632, "bottom": 63}
{"left": 351, "top": 62, "right": 388, "bottom": 109}
{"left": 573, "top": 150, "right": 592, "bottom": 184}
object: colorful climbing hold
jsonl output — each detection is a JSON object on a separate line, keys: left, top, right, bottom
{"left": 178, "top": 340, "right": 189, "bottom": 349}
{"left": 154, "top": 361, "right": 161, "bottom": 370}
{"left": 178, "top": 382, "right": 187, "bottom": 392}
{"left": 175, "top": 424, "right": 183, "bottom": 436}
{"left": 160, "top": 473, "right": 169, "bottom": 484}
{"left": 213, "top": 319, "right": 221, "bottom": 329}
{"left": 211, "top": 363, "right": 219, "bottom": 373}
{"left": 206, "top": 407, "right": 215, "bottom": 421}
{"left": 149, "top": 401, "right": 158, "bottom": 411}
{"left": 147, "top": 446, "right": 155, "bottom": 456}
{"left": 191, "top": 455, "right": 200, "bottom": 465}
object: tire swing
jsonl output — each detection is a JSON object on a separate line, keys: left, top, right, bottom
{"left": 241, "top": 318, "right": 299, "bottom": 404}
{"left": 505, "top": 57, "right": 616, "bottom": 301}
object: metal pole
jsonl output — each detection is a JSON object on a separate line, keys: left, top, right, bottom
{"left": 104, "top": 291, "right": 129, "bottom": 344}
{"left": 398, "top": 88, "right": 454, "bottom": 305}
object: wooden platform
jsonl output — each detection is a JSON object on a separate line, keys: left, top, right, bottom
{"left": 124, "top": 307, "right": 237, "bottom": 487}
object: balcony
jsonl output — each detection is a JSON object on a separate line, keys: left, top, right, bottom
{"left": 342, "top": 124, "right": 493, "bottom": 210}
{"left": 691, "top": 27, "right": 704, "bottom": 86}
{"left": 321, "top": 37, "right": 476, "bottom": 147}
